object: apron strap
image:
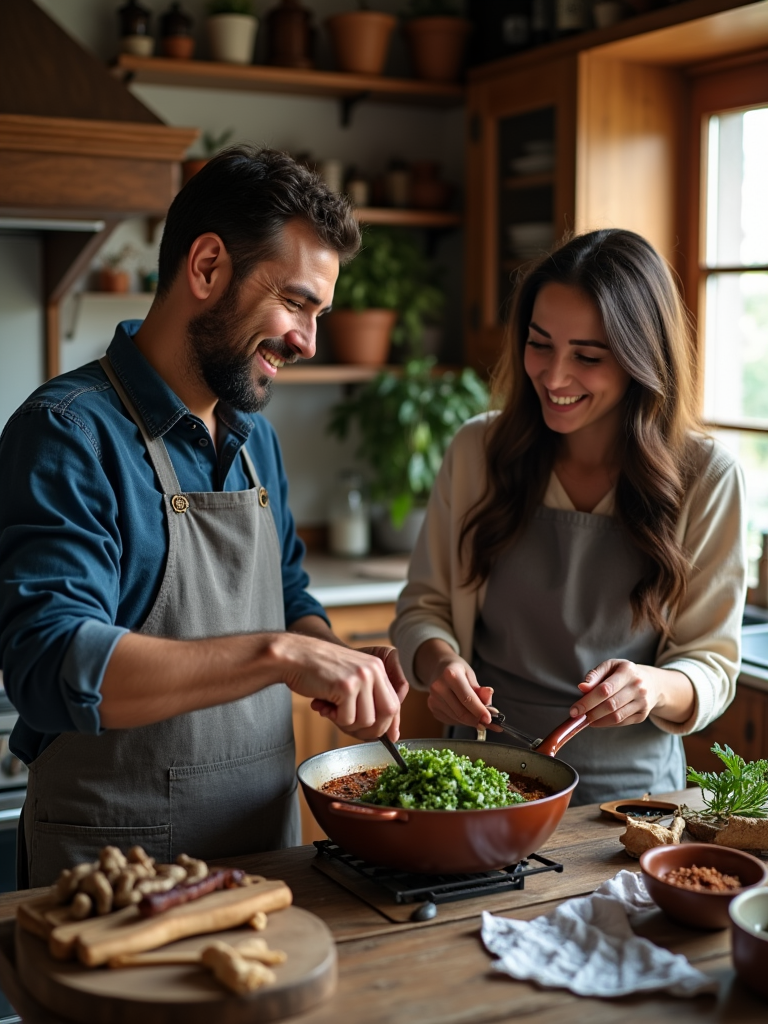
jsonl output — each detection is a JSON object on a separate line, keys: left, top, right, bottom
{"left": 240, "top": 446, "right": 260, "bottom": 488}
{"left": 99, "top": 355, "right": 183, "bottom": 497}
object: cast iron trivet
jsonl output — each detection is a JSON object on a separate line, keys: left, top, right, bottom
{"left": 313, "top": 840, "right": 563, "bottom": 922}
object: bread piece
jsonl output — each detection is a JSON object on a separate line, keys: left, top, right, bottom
{"left": 620, "top": 814, "right": 685, "bottom": 858}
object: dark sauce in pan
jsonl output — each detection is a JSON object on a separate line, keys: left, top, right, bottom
{"left": 320, "top": 767, "right": 553, "bottom": 804}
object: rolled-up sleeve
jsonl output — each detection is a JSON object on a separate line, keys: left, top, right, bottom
{"left": 0, "top": 405, "right": 128, "bottom": 747}
{"left": 652, "top": 444, "right": 747, "bottom": 736}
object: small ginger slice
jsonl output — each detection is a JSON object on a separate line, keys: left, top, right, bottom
{"left": 176, "top": 853, "right": 208, "bottom": 883}
{"left": 69, "top": 893, "right": 93, "bottom": 920}
{"left": 236, "top": 937, "right": 287, "bottom": 965}
{"left": 79, "top": 870, "right": 114, "bottom": 915}
{"left": 202, "top": 941, "right": 276, "bottom": 995}
{"left": 127, "top": 846, "right": 156, "bottom": 873}
{"left": 620, "top": 813, "right": 685, "bottom": 859}
{"left": 99, "top": 846, "right": 128, "bottom": 884}
{"left": 248, "top": 911, "right": 268, "bottom": 931}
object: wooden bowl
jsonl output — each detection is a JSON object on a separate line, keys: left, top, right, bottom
{"left": 729, "top": 888, "right": 768, "bottom": 999}
{"left": 640, "top": 843, "right": 768, "bottom": 930}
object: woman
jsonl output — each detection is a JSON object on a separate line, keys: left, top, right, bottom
{"left": 392, "top": 229, "right": 747, "bottom": 804}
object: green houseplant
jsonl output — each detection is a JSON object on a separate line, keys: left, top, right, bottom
{"left": 325, "top": 226, "right": 445, "bottom": 366}
{"left": 401, "top": 0, "right": 472, "bottom": 82}
{"left": 327, "top": 357, "right": 489, "bottom": 548}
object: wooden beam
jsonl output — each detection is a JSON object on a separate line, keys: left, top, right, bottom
{"left": 43, "top": 223, "right": 119, "bottom": 380}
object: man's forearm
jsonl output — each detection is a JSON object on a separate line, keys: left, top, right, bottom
{"left": 99, "top": 631, "right": 283, "bottom": 728}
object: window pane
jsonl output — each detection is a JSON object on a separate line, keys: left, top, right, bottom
{"left": 712, "top": 429, "right": 768, "bottom": 587}
{"left": 703, "top": 272, "right": 768, "bottom": 424}
{"left": 705, "top": 107, "right": 768, "bottom": 268}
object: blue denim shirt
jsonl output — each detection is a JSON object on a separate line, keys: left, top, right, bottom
{"left": 0, "top": 321, "right": 326, "bottom": 764}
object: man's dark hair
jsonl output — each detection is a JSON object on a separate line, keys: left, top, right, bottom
{"left": 156, "top": 146, "right": 361, "bottom": 296}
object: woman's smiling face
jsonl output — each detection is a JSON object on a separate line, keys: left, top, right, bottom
{"left": 523, "top": 282, "right": 632, "bottom": 443}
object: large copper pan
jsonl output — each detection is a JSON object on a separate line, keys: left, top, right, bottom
{"left": 297, "top": 716, "right": 588, "bottom": 874}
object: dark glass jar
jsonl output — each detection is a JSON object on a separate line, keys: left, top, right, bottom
{"left": 265, "top": 0, "right": 315, "bottom": 69}
{"left": 160, "top": 2, "right": 195, "bottom": 58}
{"left": 117, "top": 0, "right": 151, "bottom": 38}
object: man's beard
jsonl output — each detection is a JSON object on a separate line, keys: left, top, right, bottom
{"left": 186, "top": 279, "right": 292, "bottom": 414}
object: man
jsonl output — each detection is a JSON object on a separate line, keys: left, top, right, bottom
{"left": 0, "top": 147, "right": 407, "bottom": 887}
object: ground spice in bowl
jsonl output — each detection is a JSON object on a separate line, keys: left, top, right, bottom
{"left": 665, "top": 865, "right": 742, "bottom": 892}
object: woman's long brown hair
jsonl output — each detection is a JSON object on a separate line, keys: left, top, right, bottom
{"left": 460, "top": 229, "right": 703, "bottom": 634}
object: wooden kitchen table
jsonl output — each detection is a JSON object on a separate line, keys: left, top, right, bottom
{"left": 0, "top": 790, "right": 765, "bottom": 1024}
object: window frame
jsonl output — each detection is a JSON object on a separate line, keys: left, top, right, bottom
{"left": 685, "top": 53, "right": 768, "bottom": 432}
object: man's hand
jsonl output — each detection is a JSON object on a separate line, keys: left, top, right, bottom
{"left": 274, "top": 632, "right": 403, "bottom": 741}
{"left": 311, "top": 645, "right": 409, "bottom": 740}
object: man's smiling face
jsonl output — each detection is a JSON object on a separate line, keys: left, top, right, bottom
{"left": 187, "top": 218, "right": 339, "bottom": 412}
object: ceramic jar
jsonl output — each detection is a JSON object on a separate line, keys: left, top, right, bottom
{"left": 265, "top": 0, "right": 314, "bottom": 69}
{"left": 386, "top": 160, "right": 411, "bottom": 208}
{"left": 207, "top": 13, "right": 259, "bottom": 64}
{"left": 117, "top": 0, "right": 154, "bottom": 57}
{"left": 160, "top": 3, "right": 195, "bottom": 59}
{"left": 403, "top": 16, "right": 472, "bottom": 83}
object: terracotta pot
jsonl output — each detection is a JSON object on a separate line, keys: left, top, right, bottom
{"left": 325, "top": 11, "right": 396, "bottom": 76}
{"left": 98, "top": 269, "right": 131, "bottom": 294}
{"left": 161, "top": 35, "right": 195, "bottom": 59}
{"left": 325, "top": 309, "right": 397, "bottom": 366}
{"left": 182, "top": 158, "right": 208, "bottom": 185}
{"left": 404, "top": 16, "right": 472, "bottom": 83}
{"left": 207, "top": 13, "right": 258, "bottom": 64}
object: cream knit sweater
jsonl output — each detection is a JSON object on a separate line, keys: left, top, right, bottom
{"left": 391, "top": 414, "right": 747, "bottom": 736}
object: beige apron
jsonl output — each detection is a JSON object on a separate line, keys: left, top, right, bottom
{"left": 22, "top": 356, "right": 300, "bottom": 886}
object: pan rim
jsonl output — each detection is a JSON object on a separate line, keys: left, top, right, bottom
{"left": 296, "top": 737, "right": 579, "bottom": 814}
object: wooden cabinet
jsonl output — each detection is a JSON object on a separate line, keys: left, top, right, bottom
{"left": 683, "top": 682, "right": 768, "bottom": 773}
{"left": 463, "top": 0, "right": 768, "bottom": 374}
{"left": 291, "top": 602, "right": 443, "bottom": 844}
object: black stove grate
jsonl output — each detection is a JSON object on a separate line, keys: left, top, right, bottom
{"left": 313, "top": 840, "right": 563, "bottom": 907}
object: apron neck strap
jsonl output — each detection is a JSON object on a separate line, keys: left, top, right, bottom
{"left": 99, "top": 355, "right": 183, "bottom": 496}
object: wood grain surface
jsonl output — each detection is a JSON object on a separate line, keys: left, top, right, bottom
{"left": 2, "top": 789, "right": 765, "bottom": 1023}
{"left": 14, "top": 906, "right": 336, "bottom": 1024}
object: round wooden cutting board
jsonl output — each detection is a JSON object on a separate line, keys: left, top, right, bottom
{"left": 16, "top": 905, "right": 337, "bottom": 1024}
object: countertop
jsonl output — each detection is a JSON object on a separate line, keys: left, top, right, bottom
{"left": 1, "top": 788, "right": 764, "bottom": 1023}
{"left": 304, "top": 554, "right": 408, "bottom": 607}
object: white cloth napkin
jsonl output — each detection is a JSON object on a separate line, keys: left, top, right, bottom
{"left": 481, "top": 870, "right": 718, "bottom": 998}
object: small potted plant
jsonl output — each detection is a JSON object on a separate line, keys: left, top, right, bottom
{"left": 401, "top": 0, "right": 472, "bottom": 83}
{"left": 325, "top": 2, "right": 397, "bottom": 76}
{"left": 327, "top": 357, "right": 489, "bottom": 551}
{"left": 97, "top": 244, "right": 139, "bottom": 293}
{"left": 206, "top": 0, "right": 259, "bottom": 64}
{"left": 182, "top": 128, "right": 234, "bottom": 184}
{"left": 325, "top": 226, "right": 445, "bottom": 366}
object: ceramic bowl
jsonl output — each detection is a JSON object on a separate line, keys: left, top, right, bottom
{"left": 729, "top": 887, "right": 768, "bottom": 999}
{"left": 639, "top": 843, "right": 768, "bottom": 929}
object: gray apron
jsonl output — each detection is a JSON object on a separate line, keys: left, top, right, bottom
{"left": 469, "top": 506, "right": 686, "bottom": 806}
{"left": 22, "top": 356, "right": 300, "bottom": 886}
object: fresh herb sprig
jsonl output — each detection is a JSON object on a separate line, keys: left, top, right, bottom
{"left": 686, "top": 743, "right": 768, "bottom": 818}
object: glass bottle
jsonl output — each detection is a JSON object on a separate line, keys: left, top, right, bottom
{"left": 501, "top": 0, "right": 532, "bottom": 54}
{"left": 554, "top": 0, "right": 588, "bottom": 36}
{"left": 328, "top": 473, "right": 370, "bottom": 558}
{"left": 117, "top": 0, "right": 154, "bottom": 56}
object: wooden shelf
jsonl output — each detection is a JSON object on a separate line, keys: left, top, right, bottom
{"left": 276, "top": 363, "right": 458, "bottom": 385}
{"left": 113, "top": 54, "right": 464, "bottom": 109}
{"left": 354, "top": 207, "right": 461, "bottom": 228}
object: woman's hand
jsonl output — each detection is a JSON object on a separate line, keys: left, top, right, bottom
{"left": 570, "top": 660, "right": 695, "bottom": 727}
{"left": 414, "top": 639, "right": 493, "bottom": 729}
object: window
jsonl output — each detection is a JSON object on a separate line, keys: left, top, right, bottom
{"left": 690, "top": 59, "right": 768, "bottom": 580}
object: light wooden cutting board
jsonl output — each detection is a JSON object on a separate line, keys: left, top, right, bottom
{"left": 15, "top": 905, "right": 337, "bottom": 1024}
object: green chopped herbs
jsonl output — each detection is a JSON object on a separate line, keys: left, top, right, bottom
{"left": 360, "top": 747, "right": 524, "bottom": 811}
{"left": 686, "top": 743, "right": 768, "bottom": 819}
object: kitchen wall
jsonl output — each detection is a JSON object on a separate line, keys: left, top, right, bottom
{"left": 0, "top": 0, "right": 466, "bottom": 527}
